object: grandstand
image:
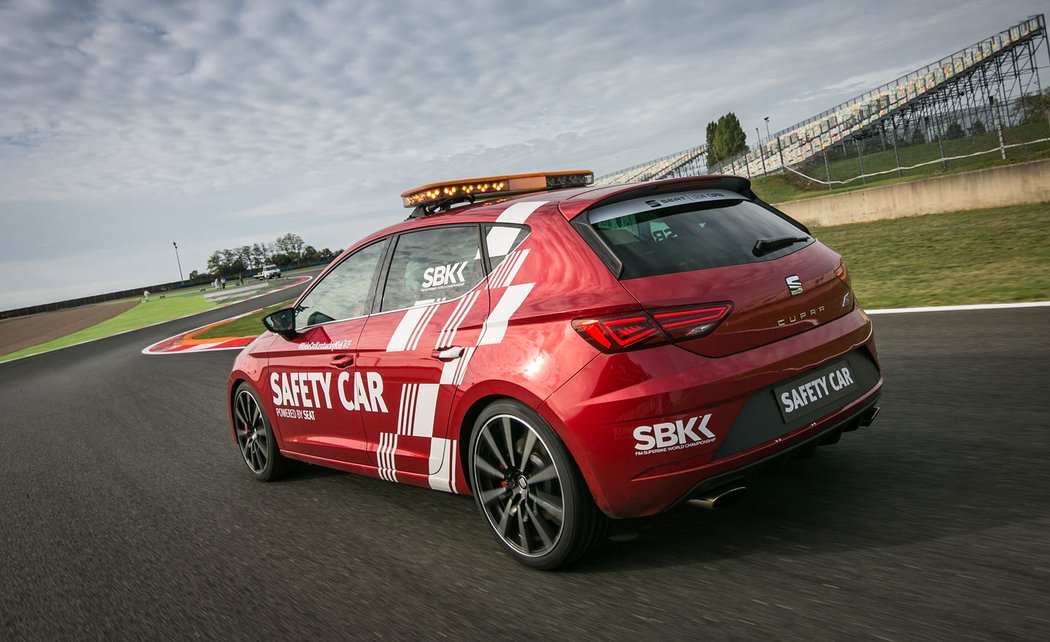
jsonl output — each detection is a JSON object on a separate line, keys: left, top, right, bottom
{"left": 597, "top": 14, "right": 1048, "bottom": 185}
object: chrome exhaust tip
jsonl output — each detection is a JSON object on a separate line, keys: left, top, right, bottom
{"left": 687, "top": 485, "right": 747, "bottom": 510}
{"left": 859, "top": 406, "right": 881, "bottom": 427}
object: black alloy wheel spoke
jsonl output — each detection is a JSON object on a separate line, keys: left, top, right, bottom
{"left": 525, "top": 503, "right": 554, "bottom": 549}
{"left": 481, "top": 429, "right": 507, "bottom": 469}
{"left": 519, "top": 431, "right": 537, "bottom": 473}
{"left": 501, "top": 417, "right": 515, "bottom": 468}
{"left": 517, "top": 509, "right": 530, "bottom": 554}
{"left": 527, "top": 464, "right": 558, "bottom": 486}
{"left": 479, "top": 486, "right": 507, "bottom": 505}
{"left": 475, "top": 457, "right": 504, "bottom": 480}
{"left": 530, "top": 490, "right": 564, "bottom": 523}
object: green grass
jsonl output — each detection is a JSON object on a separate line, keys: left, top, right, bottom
{"left": 815, "top": 202, "right": 1050, "bottom": 309}
{"left": 752, "top": 121, "right": 1050, "bottom": 203}
{"left": 0, "top": 295, "right": 218, "bottom": 363}
{"left": 193, "top": 300, "right": 293, "bottom": 340}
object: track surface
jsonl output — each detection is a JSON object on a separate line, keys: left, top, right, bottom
{"left": 1, "top": 290, "right": 1047, "bottom": 640}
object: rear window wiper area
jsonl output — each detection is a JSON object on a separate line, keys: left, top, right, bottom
{"left": 752, "top": 235, "right": 811, "bottom": 257}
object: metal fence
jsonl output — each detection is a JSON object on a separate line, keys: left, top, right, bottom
{"left": 712, "top": 14, "right": 1050, "bottom": 187}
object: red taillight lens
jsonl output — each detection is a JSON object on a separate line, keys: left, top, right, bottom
{"left": 651, "top": 303, "right": 733, "bottom": 341}
{"left": 572, "top": 314, "right": 667, "bottom": 352}
{"left": 573, "top": 302, "right": 732, "bottom": 352}
{"left": 835, "top": 261, "right": 851, "bottom": 288}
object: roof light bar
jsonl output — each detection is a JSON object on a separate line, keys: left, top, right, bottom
{"left": 401, "top": 170, "right": 594, "bottom": 209}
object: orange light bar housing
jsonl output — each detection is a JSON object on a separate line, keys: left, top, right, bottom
{"left": 401, "top": 170, "right": 594, "bottom": 208}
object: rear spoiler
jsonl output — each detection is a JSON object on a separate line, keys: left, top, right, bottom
{"left": 559, "top": 175, "right": 809, "bottom": 234}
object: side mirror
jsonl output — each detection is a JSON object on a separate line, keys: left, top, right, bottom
{"left": 262, "top": 307, "right": 297, "bottom": 338}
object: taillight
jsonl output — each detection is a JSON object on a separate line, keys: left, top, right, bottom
{"left": 835, "top": 261, "right": 851, "bottom": 288}
{"left": 572, "top": 302, "right": 732, "bottom": 353}
{"left": 650, "top": 303, "right": 733, "bottom": 341}
{"left": 572, "top": 315, "right": 667, "bottom": 352}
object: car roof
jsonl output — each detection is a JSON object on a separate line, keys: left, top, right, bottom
{"left": 350, "top": 174, "right": 755, "bottom": 249}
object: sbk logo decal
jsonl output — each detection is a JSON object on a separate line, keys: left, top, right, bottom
{"left": 633, "top": 414, "right": 716, "bottom": 455}
{"left": 422, "top": 262, "right": 468, "bottom": 289}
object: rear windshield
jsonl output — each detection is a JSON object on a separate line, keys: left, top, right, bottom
{"left": 585, "top": 192, "right": 811, "bottom": 279}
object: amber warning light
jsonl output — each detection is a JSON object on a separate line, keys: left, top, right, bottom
{"left": 401, "top": 170, "right": 594, "bottom": 208}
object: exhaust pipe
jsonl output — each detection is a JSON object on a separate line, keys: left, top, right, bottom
{"left": 859, "top": 406, "right": 880, "bottom": 427}
{"left": 687, "top": 485, "right": 747, "bottom": 510}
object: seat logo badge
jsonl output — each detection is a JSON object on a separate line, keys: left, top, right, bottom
{"left": 786, "top": 275, "right": 804, "bottom": 296}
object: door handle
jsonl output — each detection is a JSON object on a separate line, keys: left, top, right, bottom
{"left": 330, "top": 354, "right": 355, "bottom": 368}
{"left": 432, "top": 346, "right": 465, "bottom": 361}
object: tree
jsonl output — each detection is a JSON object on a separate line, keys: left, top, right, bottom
{"left": 971, "top": 119, "right": 986, "bottom": 135}
{"left": 275, "top": 233, "right": 305, "bottom": 260}
{"left": 1016, "top": 89, "right": 1050, "bottom": 124}
{"left": 705, "top": 112, "right": 748, "bottom": 168}
{"left": 189, "top": 270, "right": 200, "bottom": 279}
{"left": 945, "top": 121, "right": 965, "bottom": 139}
{"left": 705, "top": 121, "right": 719, "bottom": 165}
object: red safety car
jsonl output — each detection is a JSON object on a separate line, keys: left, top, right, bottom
{"left": 228, "top": 170, "right": 882, "bottom": 569}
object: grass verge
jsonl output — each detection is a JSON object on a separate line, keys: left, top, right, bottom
{"left": 193, "top": 301, "right": 292, "bottom": 340}
{"left": 815, "top": 202, "right": 1050, "bottom": 309}
{"left": 0, "top": 296, "right": 218, "bottom": 363}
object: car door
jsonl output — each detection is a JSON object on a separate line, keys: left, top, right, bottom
{"left": 264, "top": 239, "right": 389, "bottom": 467}
{"left": 355, "top": 224, "right": 490, "bottom": 490}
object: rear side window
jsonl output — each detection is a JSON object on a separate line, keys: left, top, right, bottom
{"left": 586, "top": 191, "right": 810, "bottom": 279}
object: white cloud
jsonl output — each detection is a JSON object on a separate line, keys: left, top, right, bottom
{"left": 0, "top": 0, "right": 1046, "bottom": 308}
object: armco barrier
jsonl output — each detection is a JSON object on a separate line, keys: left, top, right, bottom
{"left": 773, "top": 159, "right": 1050, "bottom": 227}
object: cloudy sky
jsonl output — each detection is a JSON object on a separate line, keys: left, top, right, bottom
{"left": 1, "top": 0, "right": 1047, "bottom": 309}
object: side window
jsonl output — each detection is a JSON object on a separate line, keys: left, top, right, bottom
{"left": 380, "top": 226, "right": 485, "bottom": 312}
{"left": 296, "top": 240, "right": 387, "bottom": 327}
{"left": 483, "top": 224, "right": 529, "bottom": 272}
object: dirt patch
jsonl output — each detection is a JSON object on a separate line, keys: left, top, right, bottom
{"left": 0, "top": 299, "right": 139, "bottom": 356}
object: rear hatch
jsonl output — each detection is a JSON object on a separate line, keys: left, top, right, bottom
{"left": 573, "top": 189, "right": 854, "bottom": 357}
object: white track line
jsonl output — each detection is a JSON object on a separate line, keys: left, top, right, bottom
{"left": 868, "top": 301, "right": 1050, "bottom": 315}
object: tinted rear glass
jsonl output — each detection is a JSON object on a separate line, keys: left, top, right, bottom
{"left": 587, "top": 192, "right": 810, "bottom": 279}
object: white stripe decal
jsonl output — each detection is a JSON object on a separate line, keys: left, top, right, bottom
{"left": 496, "top": 200, "right": 546, "bottom": 224}
{"left": 407, "top": 304, "right": 439, "bottom": 352}
{"left": 487, "top": 250, "right": 515, "bottom": 288}
{"left": 435, "top": 290, "right": 480, "bottom": 348}
{"left": 411, "top": 384, "right": 440, "bottom": 438}
{"left": 397, "top": 383, "right": 412, "bottom": 435}
{"left": 378, "top": 433, "right": 398, "bottom": 482}
{"left": 485, "top": 201, "right": 545, "bottom": 257}
{"left": 427, "top": 437, "right": 451, "bottom": 492}
{"left": 478, "top": 283, "right": 533, "bottom": 346}
{"left": 449, "top": 439, "right": 458, "bottom": 494}
{"left": 497, "top": 249, "right": 529, "bottom": 288}
{"left": 455, "top": 347, "right": 476, "bottom": 386}
{"left": 439, "top": 358, "right": 457, "bottom": 385}
{"left": 386, "top": 306, "right": 430, "bottom": 352}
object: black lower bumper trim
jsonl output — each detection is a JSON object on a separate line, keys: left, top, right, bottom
{"left": 670, "top": 393, "right": 881, "bottom": 511}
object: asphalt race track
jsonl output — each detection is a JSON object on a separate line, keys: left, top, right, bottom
{"left": 1, "top": 287, "right": 1048, "bottom": 639}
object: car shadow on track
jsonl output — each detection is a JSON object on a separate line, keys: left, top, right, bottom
{"left": 572, "top": 439, "right": 1044, "bottom": 574}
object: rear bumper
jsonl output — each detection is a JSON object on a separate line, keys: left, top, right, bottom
{"left": 540, "top": 307, "right": 882, "bottom": 518}
{"left": 672, "top": 391, "right": 881, "bottom": 509}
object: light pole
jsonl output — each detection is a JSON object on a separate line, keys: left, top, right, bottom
{"left": 173, "top": 242, "right": 184, "bottom": 284}
{"left": 765, "top": 116, "right": 785, "bottom": 170}
{"left": 755, "top": 127, "right": 767, "bottom": 176}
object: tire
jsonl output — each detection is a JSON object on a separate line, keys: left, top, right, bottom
{"left": 232, "top": 383, "right": 297, "bottom": 482}
{"left": 469, "top": 400, "right": 608, "bottom": 570}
